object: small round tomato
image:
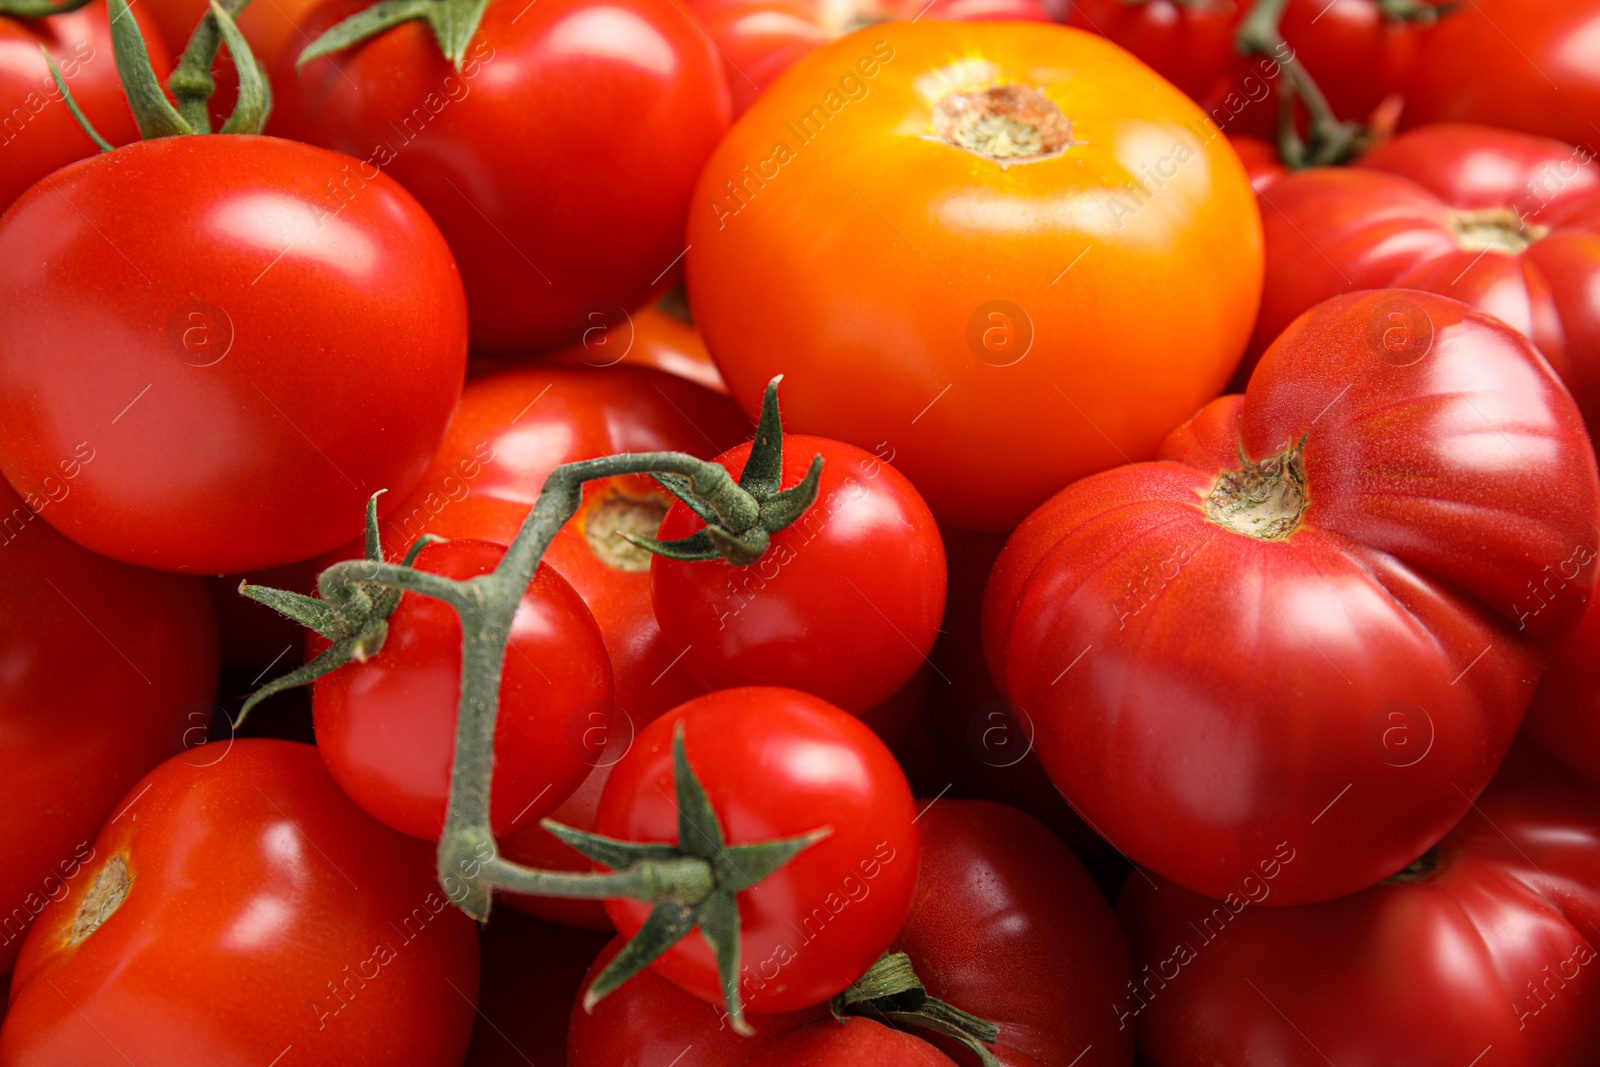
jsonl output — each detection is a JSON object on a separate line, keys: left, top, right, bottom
{"left": 273, "top": 0, "right": 731, "bottom": 353}
{"left": 311, "top": 539, "right": 612, "bottom": 841}
{"left": 0, "top": 481, "right": 218, "bottom": 976}
{"left": 651, "top": 435, "right": 946, "bottom": 713}
{"left": 1525, "top": 594, "right": 1600, "bottom": 783}
{"left": 0, "top": 739, "right": 481, "bottom": 1067}
{"left": 0, "top": 135, "right": 467, "bottom": 574}
{"left": 686, "top": 21, "right": 1262, "bottom": 530}
{"left": 596, "top": 688, "right": 918, "bottom": 1015}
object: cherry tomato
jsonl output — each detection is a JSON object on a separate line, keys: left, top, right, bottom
{"left": 0, "top": 739, "right": 481, "bottom": 1067}
{"left": 310, "top": 539, "right": 612, "bottom": 841}
{"left": 0, "top": 481, "right": 218, "bottom": 976}
{"left": 141, "top": 0, "right": 321, "bottom": 71}
{"left": 0, "top": 135, "right": 467, "bottom": 574}
{"left": 651, "top": 435, "right": 946, "bottom": 713}
{"left": 463, "top": 910, "right": 609, "bottom": 1067}
{"left": 1120, "top": 746, "right": 1600, "bottom": 1065}
{"left": 596, "top": 688, "right": 918, "bottom": 1014}
{"left": 983, "top": 290, "right": 1600, "bottom": 905}
{"left": 1525, "top": 593, "right": 1600, "bottom": 782}
{"left": 272, "top": 0, "right": 731, "bottom": 353}
{"left": 686, "top": 22, "right": 1262, "bottom": 529}
{"left": 541, "top": 304, "right": 729, "bottom": 394}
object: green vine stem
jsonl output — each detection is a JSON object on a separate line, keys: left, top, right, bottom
{"left": 1236, "top": 0, "right": 1366, "bottom": 168}
{"left": 0, "top": 0, "right": 93, "bottom": 17}
{"left": 298, "top": 0, "right": 493, "bottom": 71}
{"left": 832, "top": 952, "right": 1003, "bottom": 1066}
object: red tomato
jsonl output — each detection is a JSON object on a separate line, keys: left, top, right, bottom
{"left": 1244, "top": 123, "right": 1600, "bottom": 431}
{"left": 690, "top": 0, "right": 1052, "bottom": 115}
{"left": 0, "top": 739, "right": 480, "bottom": 1067}
{"left": 983, "top": 290, "right": 1600, "bottom": 905}
{"left": 1403, "top": 0, "right": 1600, "bottom": 149}
{"left": 463, "top": 910, "right": 609, "bottom": 1067}
{"left": 310, "top": 539, "right": 612, "bottom": 841}
{"left": 1119, "top": 746, "right": 1600, "bottom": 1065}
{"left": 141, "top": 0, "right": 321, "bottom": 71}
{"left": 596, "top": 688, "right": 918, "bottom": 1014}
{"left": 540, "top": 304, "right": 729, "bottom": 394}
{"left": 569, "top": 799, "right": 1135, "bottom": 1066}
{"left": 0, "top": 482, "right": 218, "bottom": 976}
{"left": 1229, "top": 134, "right": 1287, "bottom": 191}
{"left": 272, "top": 0, "right": 730, "bottom": 353}
{"left": 1525, "top": 594, "right": 1600, "bottom": 782}
{"left": 686, "top": 21, "right": 1262, "bottom": 530}
{"left": 651, "top": 435, "right": 946, "bottom": 713}
{"left": 0, "top": 135, "right": 466, "bottom": 574}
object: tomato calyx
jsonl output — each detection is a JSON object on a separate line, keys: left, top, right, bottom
{"left": 1381, "top": 846, "right": 1443, "bottom": 885}
{"left": 298, "top": 0, "right": 491, "bottom": 71}
{"left": 0, "top": 0, "right": 93, "bottom": 19}
{"left": 630, "top": 376, "right": 825, "bottom": 566}
{"left": 1449, "top": 207, "right": 1550, "bottom": 253}
{"left": 1202, "top": 435, "right": 1309, "bottom": 541}
{"left": 831, "top": 951, "right": 1004, "bottom": 1067}
{"left": 931, "top": 85, "right": 1076, "bottom": 165}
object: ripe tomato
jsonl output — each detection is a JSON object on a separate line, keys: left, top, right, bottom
{"left": 0, "top": 739, "right": 480, "bottom": 1067}
{"left": 0, "top": 2, "right": 168, "bottom": 212}
{"left": 0, "top": 482, "right": 218, "bottom": 976}
{"left": 272, "top": 0, "right": 730, "bottom": 353}
{"left": 1229, "top": 134, "right": 1286, "bottom": 191}
{"left": 1244, "top": 123, "right": 1600, "bottom": 430}
{"left": 686, "top": 22, "right": 1262, "bottom": 530}
{"left": 141, "top": 0, "right": 321, "bottom": 71}
{"left": 596, "top": 688, "right": 918, "bottom": 1015}
{"left": 983, "top": 290, "right": 1600, "bottom": 905}
{"left": 0, "top": 135, "right": 466, "bottom": 574}
{"left": 309, "top": 539, "right": 612, "bottom": 841}
{"left": 463, "top": 910, "right": 609, "bottom": 1067}
{"left": 651, "top": 435, "right": 945, "bottom": 713}
{"left": 1525, "top": 595, "right": 1600, "bottom": 783}
{"left": 1119, "top": 746, "right": 1600, "bottom": 1065}
{"left": 541, "top": 304, "right": 728, "bottom": 394}
{"left": 569, "top": 799, "right": 1135, "bottom": 1066}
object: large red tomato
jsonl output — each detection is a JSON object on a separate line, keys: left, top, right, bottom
{"left": 1245, "top": 123, "right": 1600, "bottom": 431}
{"left": 0, "top": 482, "right": 218, "bottom": 976}
{"left": 569, "top": 799, "right": 1135, "bottom": 1066}
{"left": 1119, "top": 746, "right": 1600, "bottom": 1065}
{"left": 983, "top": 290, "right": 1600, "bottom": 905}
{"left": 687, "top": 21, "right": 1262, "bottom": 530}
{"left": 0, "top": 136, "right": 466, "bottom": 574}
{"left": 1525, "top": 594, "right": 1600, "bottom": 782}
{"left": 272, "top": 0, "right": 730, "bottom": 353}
{"left": 0, "top": 740, "right": 481, "bottom": 1067}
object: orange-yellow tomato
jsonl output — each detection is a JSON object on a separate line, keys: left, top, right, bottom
{"left": 686, "top": 21, "right": 1263, "bottom": 529}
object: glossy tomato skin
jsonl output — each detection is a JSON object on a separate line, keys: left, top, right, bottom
{"left": 597, "top": 688, "right": 918, "bottom": 1014}
{"left": 0, "top": 135, "right": 466, "bottom": 574}
{"left": 1120, "top": 747, "right": 1600, "bottom": 1065}
{"left": 687, "top": 21, "right": 1262, "bottom": 530}
{"left": 540, "top": 304, "right": 729, "bottom": 394}
{"left": 1245, "top": 123, "right": 1600, "bottom": 430}
{"left": 311, "top": 539, "right": 612, "bottom": 841}
{"left": 983, "top": 290, "right": 1600, "bottom": 905}
{"left": 1525, "top": 595, "right": 1600, "bottom": 782}
{"left": 0, "top": 739, "right": 480, "bottom": 1067}
{"left": 0, "top": 483, "right": 218, "bottom": 976}
{"left": 651, "top": 435, "right": 946, "bottom": 712}
{"left": 1228, "top": 135, "right": 1286, "bottom": 192}
{"left": 273, "top": 0, "right": 730, "bottom": 353}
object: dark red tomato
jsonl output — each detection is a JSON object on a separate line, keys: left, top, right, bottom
{"left": 541, "top": 304, "right": 729, "bottom": 394}
{"left": 1245, "top": 123, "right": 1600, "bottom": 430}
{"left": 690, "top": 0, "right": 1052, "bottom": 115}
{"left": 0, "top": 739, "right": 481, "bottom": 1067}
{"left": 310, "top": 539, "right": 612, "bottom": 841}
{"left": 1404, "top": 0, "right": 1600, "bottom": 149}
{"left": 0, "top": 135, "right": 466, "bottom": 574}
{"left": 1068, "top": 0, "right": 1435, "bottom": 140}
{"left": 272, "top": 0, "right": 730, "bottom": 353}
{"left": 0, "top": 481, "right": 217, "bottom": 976}
{"left": 464, "top": 910, "right": 610, "bottom": 1067}
{"left": 651, "top": 436, "right": 946, "bottom": 713}
{"left": 204, "top": 555, "right": 324, "bottom": 673}
{"left": 1120, "top": 746, "right": 1600, "bottom": 1065}
{"left": 983, "top": 290, "right": 1600, "bottom": 905}
{"left": 1525, "top": 593, "right": 1600, "bottom": 782}
{"left": 596, "top": 688, "right": 918, "bottom": 1015}
{"left": 569, "top": 799, "right": 1135, "bottom": 1067}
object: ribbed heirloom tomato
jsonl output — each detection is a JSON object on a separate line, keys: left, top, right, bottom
{"left": 686, "top": 21, "right": 1262, "bottom": 529}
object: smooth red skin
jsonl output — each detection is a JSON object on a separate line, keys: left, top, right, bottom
{"left": 690, "top": 0, "right": 1051, "bottom": 115}
{"left": 1068, "top": 0, "right": 1430, "bottom": 140}
{"left": 273, "top": 0, "right": 730, "bottom": 353}
{"left": 982, "top": 290, "right": 1600, "bottom": 905}
{"left": 0, "top": 483, "right": 218, "bottom": 976}
{"left": 1246, "top": 124, "right": 1600, "bottom": 431}
{"left": 0, "top": 740, "right": 480, "bottom": 1067}
{"left": 570, "top": 800, "right": 1135, "bottom": 1067}
{"left": 0, "top": 4, "right": 164, "bottom": 211}
{"left": 464, "top": 910, "right": 610, "bottom": 1067}
{"left": 311, "top": 540, "right": 612, "bottom": 841}
{"left": 651, "top": 436, "right": 946, "bottom": 713}
{"left": 1403, "top": 0, "right": 1600, "bottom": 149}
{"left": 0, "top": 135, "right": 465, "bottom": 574}
{"left": 1229, "top": 135, "right": 1286, "bottom": 192}
{"left": 541, "top": 305, "right": 730, "bottom": 394}
{"left": 1526, "top": 593, "right": 1600, "bottom": 782}
{"left": 1120, "top": 747, "right": 1600, "bottom": 1066}
{"left": 597, "top": 688, "right": 919, "bottom": 1014}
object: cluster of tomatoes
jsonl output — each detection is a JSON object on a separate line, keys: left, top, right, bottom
{"left": 3, "top": 0, "right": 1600, "bottom": 1063}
